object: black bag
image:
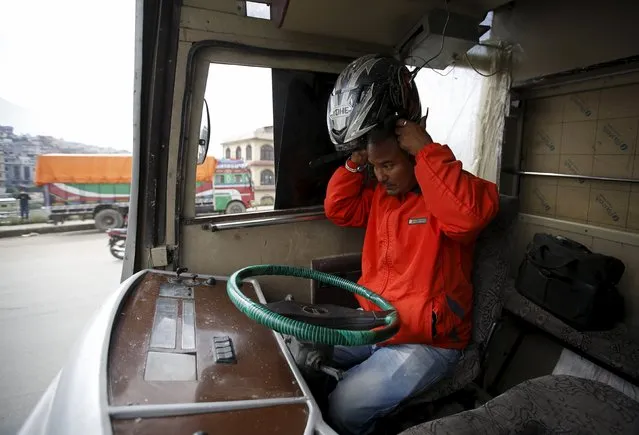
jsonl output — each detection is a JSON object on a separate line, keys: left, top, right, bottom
{"left": 515, "top": 233, "right": 625, "bottom": 331}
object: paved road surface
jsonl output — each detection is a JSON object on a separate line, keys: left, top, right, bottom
{"left": 0, "top": 231, "right": 122, "bottom": 434}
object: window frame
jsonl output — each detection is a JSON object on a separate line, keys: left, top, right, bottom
{"left": 179, "top": 42, "right": 352, "bottom": 229}
{"left": 260, "top": 144, "right": 274, "bottom": 161}
{"left": 260, "top": 169, "right": 275, "bottom": 186}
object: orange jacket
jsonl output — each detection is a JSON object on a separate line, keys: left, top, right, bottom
{"left": 325, "top": 143, "right": 499, "bottom": 349}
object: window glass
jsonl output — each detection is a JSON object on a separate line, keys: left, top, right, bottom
{"left": 411, "top": 62, "right": 486, "bottom": 175}
{"left": 260, "top": 144, "right": 274, "bottom": 161}
{"left": 196, "top": 63, "right": 274, "bottom": 216}
{"left": 195, "top": 62, "right": 341, "bottom": 216}
{"left": 260, "top": 169, "right": 275, "bottom": 185}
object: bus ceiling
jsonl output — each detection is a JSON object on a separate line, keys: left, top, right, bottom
{"left": 176, "top": 0, "right": 510, "bottom": 67}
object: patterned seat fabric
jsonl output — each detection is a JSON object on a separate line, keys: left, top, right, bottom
{"left": 504, "top": 286, "right": 639, "bottom": 384}
{"left": 400, "top": 375, "right": 639, "bottom": 435}
{"left": 407, "top": 195, "right": 520, "bottom": 404}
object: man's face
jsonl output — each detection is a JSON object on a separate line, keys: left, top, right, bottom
{"left": 367, "top": 137, "right": 417, "bottom": 196}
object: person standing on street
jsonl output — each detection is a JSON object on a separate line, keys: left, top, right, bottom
{"left": 16, "top": 188, "right": 31, "bottom": 221}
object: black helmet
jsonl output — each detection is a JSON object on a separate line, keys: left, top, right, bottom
{"left": 327, "top": 54, "right": 421, "bottom": 152}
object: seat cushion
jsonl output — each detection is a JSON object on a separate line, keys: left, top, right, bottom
{"left": 505, "top": 285, "right": 639, "bottom": 383}
{"left": 471, "top": 195, "right": 519, "bottom": 347}
{"left": 403, "top": 196, "right": 519, "bottom": 405}
{"left": 400, "top": 375, "right": 639, "bottom": 435}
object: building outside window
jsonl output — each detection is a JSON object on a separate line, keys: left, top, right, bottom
{"left": 260, "top": 145, "right": 274, "bottom": 161}
{"left": 219, "top": 126, "right": 276, "bottom": 209}
{"left": 261, "top": 169, "right": 275, "bottom": 185}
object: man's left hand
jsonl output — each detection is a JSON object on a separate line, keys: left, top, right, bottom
{"left": 395, "top": 117, "right": 433, "bottom": 156}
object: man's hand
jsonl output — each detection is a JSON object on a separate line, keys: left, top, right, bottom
{"left": 350, "top": 149, "right": 368, "bottom": 166}
{"left": 395, "top": 116, "right": 433, "bottom": 156}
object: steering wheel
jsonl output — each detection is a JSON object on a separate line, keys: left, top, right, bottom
{"left": 227, "top": 265, "right": 399, "bottom": 346}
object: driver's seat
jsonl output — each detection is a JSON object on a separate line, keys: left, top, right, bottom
{"left": 398, "top": 194, "right": 520, "bottom": 408}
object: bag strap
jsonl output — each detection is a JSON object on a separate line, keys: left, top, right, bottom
{"left": 526, "top": 244, "right": 579, "bottom": 270}
{"left": 555, "top": 235, "right": 591, "bottom": 254}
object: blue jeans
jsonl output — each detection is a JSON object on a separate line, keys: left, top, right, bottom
{"left": 327, "top": 344, "right": 461, "bottom": 435}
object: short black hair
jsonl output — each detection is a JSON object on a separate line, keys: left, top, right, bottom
{"left": 366, "top": 122, "right": 416, "bottom": 165}
{"left": 366, "top": 122, "right": 396, "bottom": 147}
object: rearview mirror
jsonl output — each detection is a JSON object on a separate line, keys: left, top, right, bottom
{"left": 197, "top": 99, "right": 211, "bottom": 165}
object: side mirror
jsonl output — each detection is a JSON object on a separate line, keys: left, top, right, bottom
{"left": 197, "top": 99, "right": 211, "bottom": 165}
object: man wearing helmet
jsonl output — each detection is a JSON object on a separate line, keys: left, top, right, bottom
{"left": 324, "top": 54, "right": 500, "bottom": 434}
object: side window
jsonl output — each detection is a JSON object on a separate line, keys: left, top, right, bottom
{"left": 412, "top": 64, "right": 485, "bottom": 174}
{"left": 197, "top": 63, "right": 275, "bottom": 216}
{"left": 194, "top": 62, "right": 340, "bottom": 218}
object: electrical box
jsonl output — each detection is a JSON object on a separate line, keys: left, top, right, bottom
{"left": 397, "top": 9, "right": 489, "bottom": 70}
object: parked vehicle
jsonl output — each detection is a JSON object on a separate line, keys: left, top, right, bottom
{"left": 106, "top": 227, "right": 127, "bottom": 260}
{"left": 195, "top": 158, "right": 255, "bottom": 214}
{"left": 0, "top": 196, "right": 18, "bottom": 220}
{"left": 35, "top": 154, "right": 253, "bottom": 230}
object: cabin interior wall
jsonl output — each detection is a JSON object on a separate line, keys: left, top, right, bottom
{"left": 485, "top": 0, "right": 639, "bottom": 392}
{"left": 493, "top": 0, "right": 639, "bottom": 325}
{"left": 180, "top": 222, "right": 365, "bottom": 301}
{"left": 508, "top": 78, "right": 639, "bottom": 327}
{"left": 492, "top": 0, "right": 639, "bottom": 84}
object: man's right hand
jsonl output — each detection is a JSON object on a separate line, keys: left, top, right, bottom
{"left": 350, "top": 150, "right": 368, "bottom": 167}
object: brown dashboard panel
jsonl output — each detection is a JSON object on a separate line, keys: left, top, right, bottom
{"left": 112, "top": 404, "right": 309, "bottom": 435}
{"left": 108, "top": 272, "right": 303, "bottom": 406}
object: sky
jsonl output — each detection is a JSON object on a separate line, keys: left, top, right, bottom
{"left": 0, "top": 0, "right": 135, "bottom": 149}
{"left": 204, "top": 64, "right": 273, "bottom": 159}
{"left": 0, "top": 0, "right": 486, "bottom": 167}
{"left": 0, "top": 0, "right": 271, "bottom": 153}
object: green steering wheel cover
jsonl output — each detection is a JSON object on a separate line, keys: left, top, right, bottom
{"left": 227, "top": 265, "right": 399, "bottom": 346}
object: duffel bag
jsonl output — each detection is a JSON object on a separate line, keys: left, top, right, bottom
{"left": 515, "top": 233, "right": 625, "bottom": 331}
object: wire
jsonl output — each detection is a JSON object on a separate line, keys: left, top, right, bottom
{"left": 410, "top": 0, "right": 450, "bottom": 79}
{"left": 464, "top": 52, "right": 503, "bottom": 77}
{"left": 427, "top": 63, "right": 456, "bottom": 77}
{"left": 407, "top": 55, "right": 457, "bottom": 77}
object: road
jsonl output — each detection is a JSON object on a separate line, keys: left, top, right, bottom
{"left": 0, "top": 231, "right": 122, "bottom": 434}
